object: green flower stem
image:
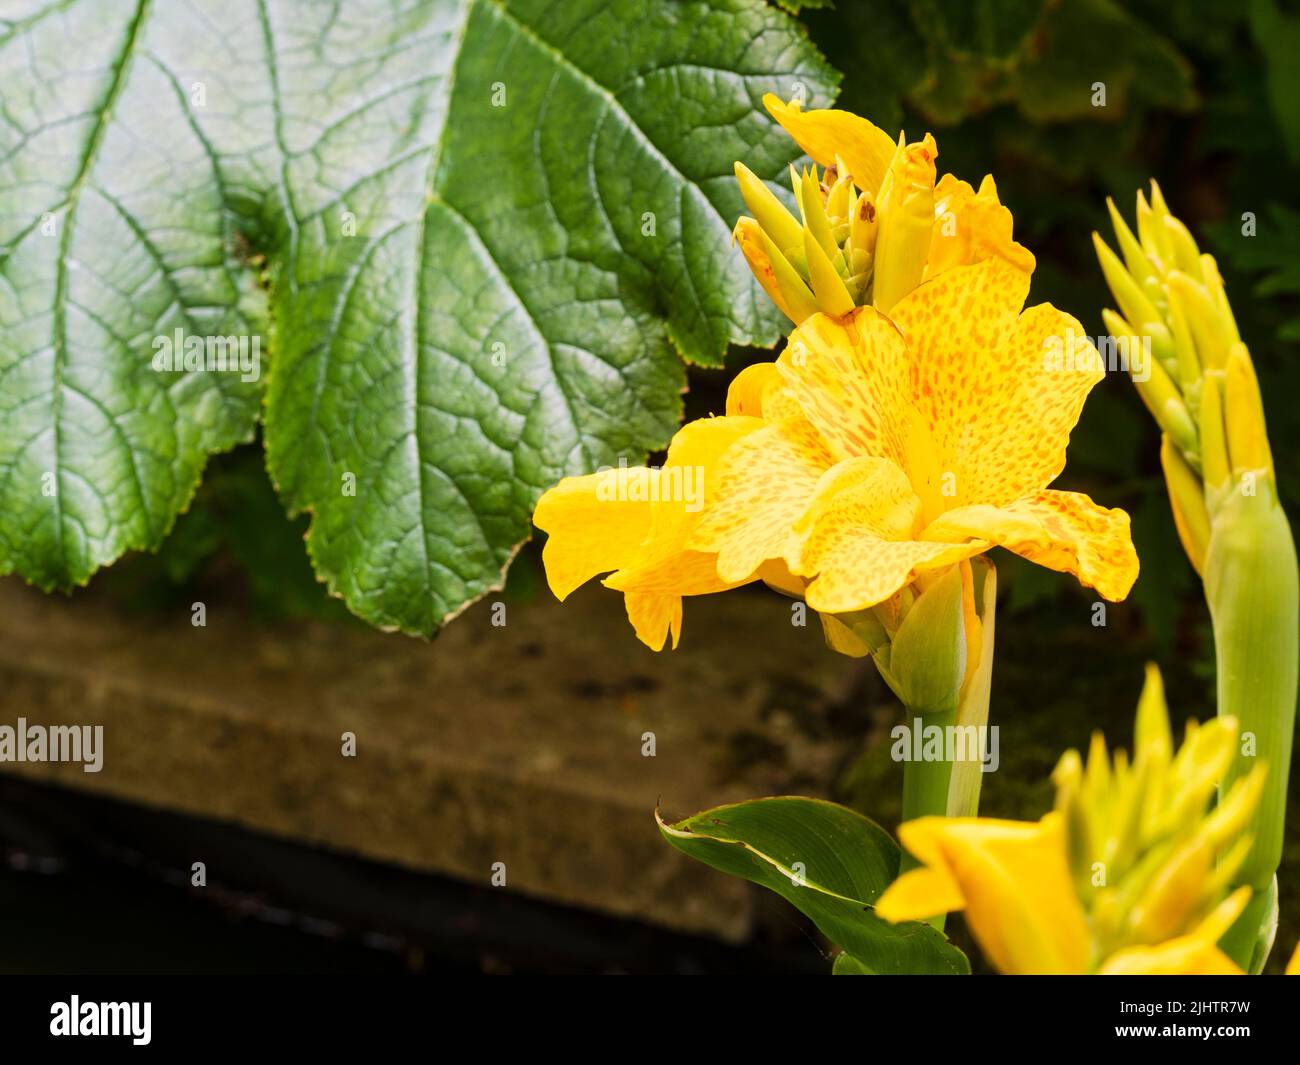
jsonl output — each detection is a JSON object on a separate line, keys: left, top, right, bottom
{"left": 1204, "top": 485, "right": 1298, "bottom": 968}
{"left": 947, "top": 561, "right": 998, "bottom": 821}
{"left": 896, "top": 561, "right": 998, "bottom": 873}
{"left": 899, "top": 704, "right": 961, "bottom": 849}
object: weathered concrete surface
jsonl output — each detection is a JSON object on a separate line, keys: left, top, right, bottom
{"left": 0, "top": 578, "right": 866, "bottom": 940}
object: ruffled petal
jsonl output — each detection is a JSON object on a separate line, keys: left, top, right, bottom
{"left": 725, "top": 362, "right": 780, "bottom": 417}
{"left": 928, "top": 173, "right": 1035, "bottom": 279}
{"left": 796, "top": 530, "right": 983, "bottom": 615}
{"left": 607, "top": 415, "right": 763, "bottom": 597}
{"left": 922, "top": 489, "right": 1139, "bottom": 602}
{"left": 790, "top": 455, "right": 982, "bottom": 613}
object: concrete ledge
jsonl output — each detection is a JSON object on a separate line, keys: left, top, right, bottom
{"left": 0, "top": 577, "right": 863, "bottom": 941}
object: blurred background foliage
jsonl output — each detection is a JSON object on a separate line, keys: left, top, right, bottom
{"left": 96, "top": 0, "right": 1300, "bottom": 967}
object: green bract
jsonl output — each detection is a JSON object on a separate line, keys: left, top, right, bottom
{"left": 0, "top": 0, "right": 836, "bottom": 633}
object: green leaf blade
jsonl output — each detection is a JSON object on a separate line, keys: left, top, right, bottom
{"left": 658, "top": 796, "right": 970, "bottom": 975}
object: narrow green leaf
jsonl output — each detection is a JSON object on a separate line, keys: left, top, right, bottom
{"left": 657, "top": 796, "right": 970, "bottom": 974}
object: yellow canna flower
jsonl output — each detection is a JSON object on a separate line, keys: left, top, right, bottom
{"left": 737, "top": 96, "right": 1033, "bottom": 324}
{"left": 690, "top": 256, "right": 1138, "bottom": 617}
{"left": 876, "top": 665, "right": 1265, "bottom": 974}
{"left": 534, "top": 256, "right": 1135, "bottom": 652}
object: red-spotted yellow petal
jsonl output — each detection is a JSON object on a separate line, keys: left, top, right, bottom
{"left": 690, "top": 416, "right": 834, "bottom": 583}
{"left": 891, "top": 259, "right": 1104, "bottom": 507}
{"left": 763, "top": 93, "right": 898, "bottom": 197}
{"left": 799, "top": 536, "right": 981, "bottom": 615}
{"left": 922, "top": 490, "right": 1139, "bottom": 602}
{"left": 928, "top": 173, "right": 1035, "bottom": 279}
{"left": 790, "top": 456, "right": 984, "bottom": 613}
{"left": 606, "top": 415, "right": 762, "bottom": 596}
{"left": 777, "top": 307, "right": 912, "bottom": 466}
{"left": 725, "top": 362, "right": 780, "bottom": 417}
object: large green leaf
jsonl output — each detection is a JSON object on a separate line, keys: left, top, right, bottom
{"left": 657, "top": 796, "right": 970, "bottom": 974}
{"left": 0, "top": 0, "right": 836, "bottom": 633}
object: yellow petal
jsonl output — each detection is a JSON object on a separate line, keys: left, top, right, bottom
{"left": 885, "top": 815, "right": 1090, "bottom": 974}
{"left": 921, "top": 490, "right": 1139, "bottom": 602}
{"left": 874, "top": 866, "right": 966, "bottom": 923}
{"left": 689, "top": 416, "right": 834, "bottom": 583}
{"left": 891, "top": 259, "right": 1105, "bottom": 507}
{"left": 1286, "top": 941, "right": 1300, "bottom": 975}
{"left": 763, "top": 93, "right": 898, "bottom": 198}
{"left": 928, "top": 173, "right": 1035, "bottom": 279}
{"left": 797, "top": 456, "right": 923, "bottom": 542}
{"left": 624, "top": 591, "right": 683, "bottom": 651}
{"left": 725, "top": 362, "right": 780, "bottom": 417}
{"left": 789, "top": 456, "right": 963, "bottom": 615}
{"left": 543, "top": 416, "right": 757, "bottom": 651}
{"left": 793, "top": 464, "right": 984, "bottom": 614}
{"left": 533, "top": 472, "right": 654, "bottom": 600}
{"left": 607, "top": 415, "right": 763, "bottom": 595}
{"left": 791, "top": 455, "right": 983, "bottom": 614}
{"left": 797, "top": 535, "right": 981, "bottom": 615}
{"left": 777, "top": 306, "right": 913, "bottom": 466}
{"left": 604, "top": 548, "right": 738, "bottom": 596}
{"left": 937, "top": 814, "right": 1091, "bottom": 974}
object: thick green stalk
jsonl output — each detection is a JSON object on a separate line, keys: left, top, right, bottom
{"left": 900, "top": 704, "right": 960, "bottom": 854}
{"left": 895, "top": 561, "right": 998, "bottom": 861}
{"left": 946, "top": 562, "right": 997, "bottom": 820}
{"left": 1204, "top": 484, "right": 1298, "bottom": 968}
